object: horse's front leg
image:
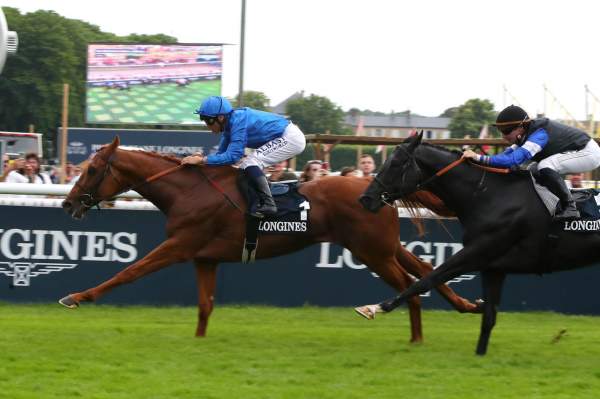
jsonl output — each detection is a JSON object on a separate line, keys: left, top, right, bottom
{"left": 475, "top": 271, "right": 505, "bottom": 356}
{"left": 194, "top": 261, "right": 218, "bottom": 337}
{"left": 59, "top": 238, "right": 190, "bottom": 307}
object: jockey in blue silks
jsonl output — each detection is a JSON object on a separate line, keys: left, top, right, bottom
{"left": 182, "top": 96, "right": 306, "bottom": 217}
{"left": 463, "top": 105, "right": 600, "bottom": 220}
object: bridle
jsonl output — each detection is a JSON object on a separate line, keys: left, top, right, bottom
{"left": 74, "top": 153, "right": 125, "bottom": 209}
{"left": 372, "top": 146, "right": 424, "bottom": 207}
{"left": 73, "top": 153, "right": 242, "bottom": 212}
{"left": 373, "top": 146, "right": 510, "bottom": 207}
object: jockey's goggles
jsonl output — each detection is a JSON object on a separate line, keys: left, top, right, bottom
{"left": 199, "top": 115, "right": 217, "bottom": 125}
{"left": 498, "top": 125, "right": 519, "bottom": 135}
{"left": 494, "top": 116, "right": 529, "bottom": 135}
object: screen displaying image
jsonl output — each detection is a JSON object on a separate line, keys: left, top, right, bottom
{"left": 86, "top": 43, "right": 222, "bottom": 124}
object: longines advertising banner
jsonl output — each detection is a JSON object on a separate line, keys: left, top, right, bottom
{"left": 1, "top": 205, "right": 599, "bottom": 314}
{"left": 62, "top": 127, "right": 220, "bottom": 164}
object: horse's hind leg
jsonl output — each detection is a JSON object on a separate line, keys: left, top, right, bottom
{"left": 476, "top": 271, "right": 505, "bottom": 356}
{"left": 194, "top": 261, "right": 218, "bottom": 337}
{"left": 394, "top": 245, "right": 482, "bottom": 313}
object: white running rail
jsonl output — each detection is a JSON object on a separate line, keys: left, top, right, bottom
{"left": 0, "top": 182, "right": 445, "bottom": 217}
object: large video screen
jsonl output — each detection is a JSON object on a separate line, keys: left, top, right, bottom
{"left": 86, "top": 43, "right": 222, "bottom": 124}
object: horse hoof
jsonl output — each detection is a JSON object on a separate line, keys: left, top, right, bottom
{"left": 58, "top": 295, "right": 79, "bottom": 309}
{"left": 354, "top": 305, "right": 379, "bottom": 320}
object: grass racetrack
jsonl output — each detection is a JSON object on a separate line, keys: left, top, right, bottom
{"left": 1, "top": 304, "right": 600, "bottom": 399}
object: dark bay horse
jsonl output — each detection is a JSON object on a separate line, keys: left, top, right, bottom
{"left": 60, "top": 136, "right": 480, "bottom": 342}
{"left": 359, "top": 132, "right": 600, "bottom": 354}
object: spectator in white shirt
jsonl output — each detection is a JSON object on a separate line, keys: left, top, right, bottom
{"left": 5, "top": 153, "right": 52, "bottom": 184}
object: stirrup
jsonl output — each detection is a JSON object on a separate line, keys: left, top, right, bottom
{"left": 554, "top": 205, "right": 580, "bottom": 221}
{"left": 251, "top": 205, "right": 277, "bottom": 218}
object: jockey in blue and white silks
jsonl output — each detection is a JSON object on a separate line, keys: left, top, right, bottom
{"left": 463, "top": 105, "right": 600, "bottom": 220}
{"left": 181, "top": 96, "right": 306, "bottom": 218}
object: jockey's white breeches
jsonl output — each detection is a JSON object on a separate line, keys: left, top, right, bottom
{"left": 538, "top": 139, "right": 600, "bottom": 174}
{"left": 239, "top": 123, "right": 306, "bottom": 170}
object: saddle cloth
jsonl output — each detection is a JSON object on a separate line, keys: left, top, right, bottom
{"left": 256, "top": 183, "right": 311, "bottom": 235}
{"left": 240, "top": 178, "right": 311, "bottom": 234}
{"left": 532, "top": 175, "right": 600, "bottom": 231}
{"left": 238, "top": 177, "right": 311, "bottom": 263}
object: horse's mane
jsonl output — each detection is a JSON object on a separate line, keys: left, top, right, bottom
{"left": 119, "top": 147, "right": 182, "bottom": 164}
{"left": 418, "top": 142, "right": 463, "bottom": 157}
{"left": 402, "top": 191, "right": 455, "bottom": 218}
{"left": 96, "top": 144, "right": 183, "bottom": 165}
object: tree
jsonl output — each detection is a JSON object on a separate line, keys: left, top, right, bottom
{"left": 447, "top": 99, "right": 497, "bottom": 138}
{"left": 285, "top": 94, "right": 346, "bottom": 134}
{"left": 121, "top": 34, "right": 177, "bottom": 44}
{"left": 232, "top": 91, "right": 270, "bottom": 110}
{"left": 0, "top": 8, "right": 178, "bottom": 158}
{"left": 439, "top": 107, "right": 459, "bottom": 118}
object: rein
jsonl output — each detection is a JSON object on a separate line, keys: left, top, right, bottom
{"left": 196, "top": 168, "right": 244, "bottom": 213}
{"left": 467, "top": 160, "right": 511, "bottom": 174}
{"left": 75, "top": 163, "right": 185, "bottom": 209}
{"left": 417, "top": 159, "right": 510, "bottom": 190}
{"left": 77, "top": 158, "right": 243, "bottom": 213}
{"left": 415, "top": 157, "right": 466, "bottom": 190}
{"left": 375, "top": 151, "right": 511, "bottom": 207}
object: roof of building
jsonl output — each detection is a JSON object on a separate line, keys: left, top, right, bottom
{"left": 344, "top": 114, "right": 450, "bottom": 129}
{"left": 271, "top": 91, "right": 304, "bottom": 115}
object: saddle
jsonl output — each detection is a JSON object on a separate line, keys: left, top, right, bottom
{"left": 538, "top": 187, "right": 600, "bottom": 273}
{"left": 237, "top": 175, "right": 311, "bottom": 263}
{"left": 532, "top": 174, "right": 600, "bottom": 225}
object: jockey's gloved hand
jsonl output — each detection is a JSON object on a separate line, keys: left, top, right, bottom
{"left": 181, "top": 155, "right": 206, "bottom": 166}
{"left": 462, "top": 149, "right": 479, "bottom": 161}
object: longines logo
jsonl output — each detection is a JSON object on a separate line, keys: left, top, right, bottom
{"left": 0, "top": 262, "right": 77, "bottom": 287}
{"left": 0, "top": 229, "right": 138, "bottom": 287}
{"left": 67, "top": 141, "right": 87, "bottom": 155}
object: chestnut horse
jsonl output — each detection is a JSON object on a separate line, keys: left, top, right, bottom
{"left": 60, "top": 136, "right": 479, "bottom": 342}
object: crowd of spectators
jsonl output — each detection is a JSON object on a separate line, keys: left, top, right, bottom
{"left": 1, "top": 151, "right": 378, "bottom": 187}
{"left": 264, "top": 154, "right": 378, "bottom": 183}
{"left": 266, "top": 160, "right": 297, "bottom": 182}
{"left": 0, "top": 153, "right": 81, "bottom": 185}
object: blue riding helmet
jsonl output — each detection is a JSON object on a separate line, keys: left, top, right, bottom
{"left": 194, "top": 96, "right": 233, "bottom": 117}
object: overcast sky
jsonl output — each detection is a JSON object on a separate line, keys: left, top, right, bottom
{"left": 3, "top": 0, "right": 600, "bottom": 120}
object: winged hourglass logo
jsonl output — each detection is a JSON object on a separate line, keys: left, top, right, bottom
{"left": 0, "top": 262, "right": 78, "bottom": 287}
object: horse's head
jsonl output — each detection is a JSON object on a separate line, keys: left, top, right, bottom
{"left": 62, "top": 136, "right": 127, "bottom": 219}
{"left": 359, "top": 132, "right": 423, "bottom": 212}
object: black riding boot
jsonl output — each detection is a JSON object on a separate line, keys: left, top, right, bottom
{"left": 246, "top": 168, "right": 277, "bottom": 218}
{"left": 538, "top": 168, "right": 580, "bottom": 221}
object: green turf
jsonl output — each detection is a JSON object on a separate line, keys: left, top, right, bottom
{"left": 0, "top": 304, "right": 599, "bottom": 398}
{"left": 86, "top": 80, "right": 221, "bottom": 124}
